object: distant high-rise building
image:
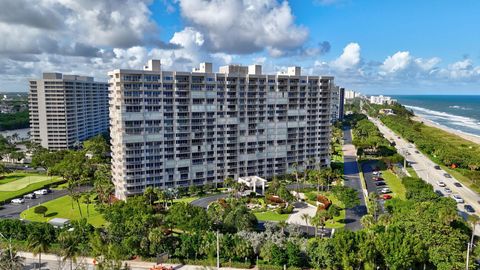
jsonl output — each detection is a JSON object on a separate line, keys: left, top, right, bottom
{"left": 369, "top": 95, "right": 397, "bottom": 105}
{"left": 331, "top": 86, "right": 345, "bottom": 122}
{"left": 29, "top": 73, "right": 109, "bottom": 150}
{"left": 109, "top": 60, "right": 335, "bottom": 200}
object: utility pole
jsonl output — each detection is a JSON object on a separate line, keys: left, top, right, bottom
{"left": 217, "top": 229, "right": 220, "bottom": 270}
{"left": 466, "top": 242, "right": 470, "bottom": 270}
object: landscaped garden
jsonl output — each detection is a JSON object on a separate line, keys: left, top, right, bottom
{"left": 20, "top": 194, "right": 106, "bottom": 227}
{"left": 0, "top": 172, "right": 63, "bottom": 203}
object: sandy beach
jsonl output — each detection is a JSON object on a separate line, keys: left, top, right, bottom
{"left": 412, "top": 115, "right": 480, "bottom": 145}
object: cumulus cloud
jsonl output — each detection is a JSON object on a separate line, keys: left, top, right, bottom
{"left": 380, "top": 51, "right": 411, "bottom": 74}
{"left": 176, "top": 0, "right": 308, "bottom": 56}
{"left": 331, "top": 42, "right": 361, "bottom": 71}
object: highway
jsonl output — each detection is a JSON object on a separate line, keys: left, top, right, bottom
{"left": 368, "top": 117, "right": 480, "bottom": 224}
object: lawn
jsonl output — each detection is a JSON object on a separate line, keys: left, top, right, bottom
{"left": 382, "top": 170, "right": 406, "bottom": 200}
{"left": 172, "top": 196, "right": 199, "bottom": 204}
{"left": 406, "top": 167, "right": 419, "bottom": 178}
{"left": 0, "top": 174, "right": 55, "bottom": 191}
{"left": 0, "top": 173, "right": 64, "bottom": 203}
{"left": 20, "top": 195, "right": 106, "bottom": 227}
{"left": 254, "top": 210, "right": 290, "bottom": 222}
{"left": 304, "top": 191, "right": 346, "bottom": 229}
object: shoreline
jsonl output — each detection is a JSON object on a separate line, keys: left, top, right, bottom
{"left": 412, "top": 115, "right": 480, "bottom": 145}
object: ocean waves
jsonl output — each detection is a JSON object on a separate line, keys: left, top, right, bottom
{"left": 405, "top": 105, "right": 480, "bottom": 136}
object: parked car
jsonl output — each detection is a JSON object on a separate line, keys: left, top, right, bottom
{"left": 414, "top": 150, "right": 419, "bottom": 154}
{"left": 452, "top": 194, "right": 464, "bottom": 203}
{"left": 454, "top": 182, "right": 462, "bottom": 187}
{"left": 23, "top": 193, "right": 36, "bottom": 199}
{"left": 375, "top": 181, "right": 386, "bottom": 186}
{"left": 373, "top": 177, "right": 384, "bottom": 181}
{"left": 435, "top": 190, "right": 444, "bottom": 196}
{"left": 382, "top": 194, "right": 392, "bottom": 200}
{"left": 444, "top": 187, "right": 452, "bottom": 193}
{"left": 436, "top": 181, "right": 446, "bottom": 187}
{"left": 380, "top": 188, "right": 391, "bottom": 194}
{"left": 464, "top": 204, "right": 475, "bottom": 213}
{"left": 11, "top": 198, "right": 25, "bottom": 204}
{"left": 372, "top": 171, "right": 382, "bottom": 176}
{"left": 444, "top": 173, "right": 452, "bottom": 178}
{"left": 34, "top": 189, "right": 48, "bottom": 195}
{"left": 434, "top": 165, "right": 441, "bottom": 170}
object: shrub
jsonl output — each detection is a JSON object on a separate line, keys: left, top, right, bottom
{"left": 316, "top": 195, "right": 331, "bottom": 210}
{"left": 34, "top": 205, "right": 48, "bottom": 217}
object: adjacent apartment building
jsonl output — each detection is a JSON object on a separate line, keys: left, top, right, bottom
{"left": 331, "top": 86, "right": 345, "bottom": 122}
{"left": 109, "top": 60, "right": 334, "bottom": 199}
{"left": 29, "top": 73, "right": 109, "bottom": 150}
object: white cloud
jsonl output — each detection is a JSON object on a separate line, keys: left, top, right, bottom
{"left": 331, "top": 43, "right": 361, "bottom": 71}
{"left": 176, "top": 0, "right": 308, "bottom": 55}
{"left": 380, "top": 51, "right": 411, "bottom": 74}
{"left": 414, "top": 57, "right": 441, "bottom": 71}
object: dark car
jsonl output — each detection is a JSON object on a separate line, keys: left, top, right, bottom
{"left": 444, "top": 173, "right": 452, "bottom": 178}
{"left": 414, "top": 150, "right": 419, "bottom": 154}
{"left": 435, "top": 190, "right": 444, "bottom": 197}
{"left": 434, "top": 165, "right": 441, "bottom": 170}
{"left": 373, "top": 177, "right": 384, "bottom": 181}
{"left": 464, "top": 205, "right": 475, "bottom": 213}
{"left": 454, "top": 182, "right": 462, "bottom": 187}
{"left": 375, "top": 181, "right": 386, "bottom": 186}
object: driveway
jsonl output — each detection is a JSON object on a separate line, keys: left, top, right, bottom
{"left": 286, "top": 201, "right": 332, "bottom": 237}
{"left": 342, "top": 127, "right": 368, "bottom": 231}
{"left": 190, "top": 193, "right": 228, "bottom": 208}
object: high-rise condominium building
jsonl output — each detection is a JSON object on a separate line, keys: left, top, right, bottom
{"left": 29, "top": 73, "right": 109, "bottom": 150}
{"left": 331, "top": 86, "right": 345, "bottom": 122}
{"left": 109, "top": 60, "right": 334, "bottom": 200}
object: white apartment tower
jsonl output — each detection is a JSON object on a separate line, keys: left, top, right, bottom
{"left": 29, "top": 73, "right": 109, "bottom": 150}
{"left": 109, "top": 60, "right": 334, "bottom": 200}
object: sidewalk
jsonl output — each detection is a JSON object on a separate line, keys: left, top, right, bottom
{"left": 19, "top": 251, "right": 251, "bottom": 270}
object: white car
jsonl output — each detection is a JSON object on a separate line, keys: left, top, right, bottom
{"left": 372, "top": 171, "right": 382, "bottom": 176}
{"left": 34, "top": 189, "right": 48, "bottom": 195}
{"left": 437, "top": 181, "right": 446, "bottom": 187}
{"left": 380, "top": 188, "right": 391, "bottom": 194}
{"left": 452, "top": 194, "right": 464, "bottom": 203}
{"left": 11, "top": 198, "right": 25, "bottom": 204}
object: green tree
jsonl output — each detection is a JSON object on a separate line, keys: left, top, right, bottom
{"left": 332, "top": 186, "right": 360, "bottom": 208}
{"left": 33, "top": 206, "right": 48, "bottom": 217}
{"left": 0, "top": 248, "right": 24, "bottom": 270}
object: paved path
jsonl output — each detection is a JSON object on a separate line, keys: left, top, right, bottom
{"left": 369, "top": 117, "right": 480, "bottom": 234}
{"left": 286, "top": 201, "right": 317, "bottom": 226}
{"left": 190, "top": 193, "right": 228, "bottom": 208}
{"left": 342, "top": 127, "right": 368, "bottom": 231}
{"left": 19, "top": 251, "right": 250, "bottom": 270}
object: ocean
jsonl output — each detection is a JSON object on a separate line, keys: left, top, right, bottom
{"left": 391, "top": 95, "right": 480, "bottom": 138}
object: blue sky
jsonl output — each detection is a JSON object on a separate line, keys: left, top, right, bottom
{"left": 1, "top": 0, "right": 479, "bottom": 94}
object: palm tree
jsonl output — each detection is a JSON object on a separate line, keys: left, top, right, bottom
{"left": 277, "top": 220, "right": 288, "bottom": 234}
{"left": 58, "top": 231, "right": 79, "bottom": 270}
{"left": 27, "top": 231, "right": 50, "bottom": 270}
{"left": 315, "top": 210, "right": 331, "bottom": 238}
{"left": 301, "top": 213, "right": 310, "bottom": 227}
{"left": 467, "top": 214, "right": 480, "bottom": 269}
{"left": 0, "top": 248, "right": 24, "bottom": 270}
{"left": 310, "top": 214, "right": 320, "bottom": 236}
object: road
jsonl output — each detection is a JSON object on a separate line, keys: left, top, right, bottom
{"left": 190, "top": 193, "right": 228, "bottom": 208}
{"left": 342, "top": 127, "right": 368, "bottom": 230}
{"left": 369, "top": 117, "right": 480, "bottom": 224}
{"left": 0, "top": 186, "right": 90, "bottom": 219}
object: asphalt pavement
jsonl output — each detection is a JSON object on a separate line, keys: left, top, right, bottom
{"left": 369, "top": 116, "right": 480, "bottom": 233}
{"left": 0, "top": 186, "right": 90, "bottom": 219}
{"left": 342, "top": 127, "right": 368, "bottom": 231}
{"left": 190, "top": 193, "right": 228, "bottom": 208}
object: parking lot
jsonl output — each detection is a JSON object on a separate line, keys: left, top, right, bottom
{"left": 0, "top": 189, "right": 71, "bottom": 219}
{"left": 361, "top": 161, "right": 393, "bottom": 213}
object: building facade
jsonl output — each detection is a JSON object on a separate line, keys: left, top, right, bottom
{"left": 29, "top": 73, "right": 109, "bottom": 150}
{"left": 331, "top": 86, "right": 345, "bottom": 122}
{"left": 369, "top": 95, "right": 397, "bottom": 105}
{"left": 109, "top": 60, "right": 334, "bottom": 200}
